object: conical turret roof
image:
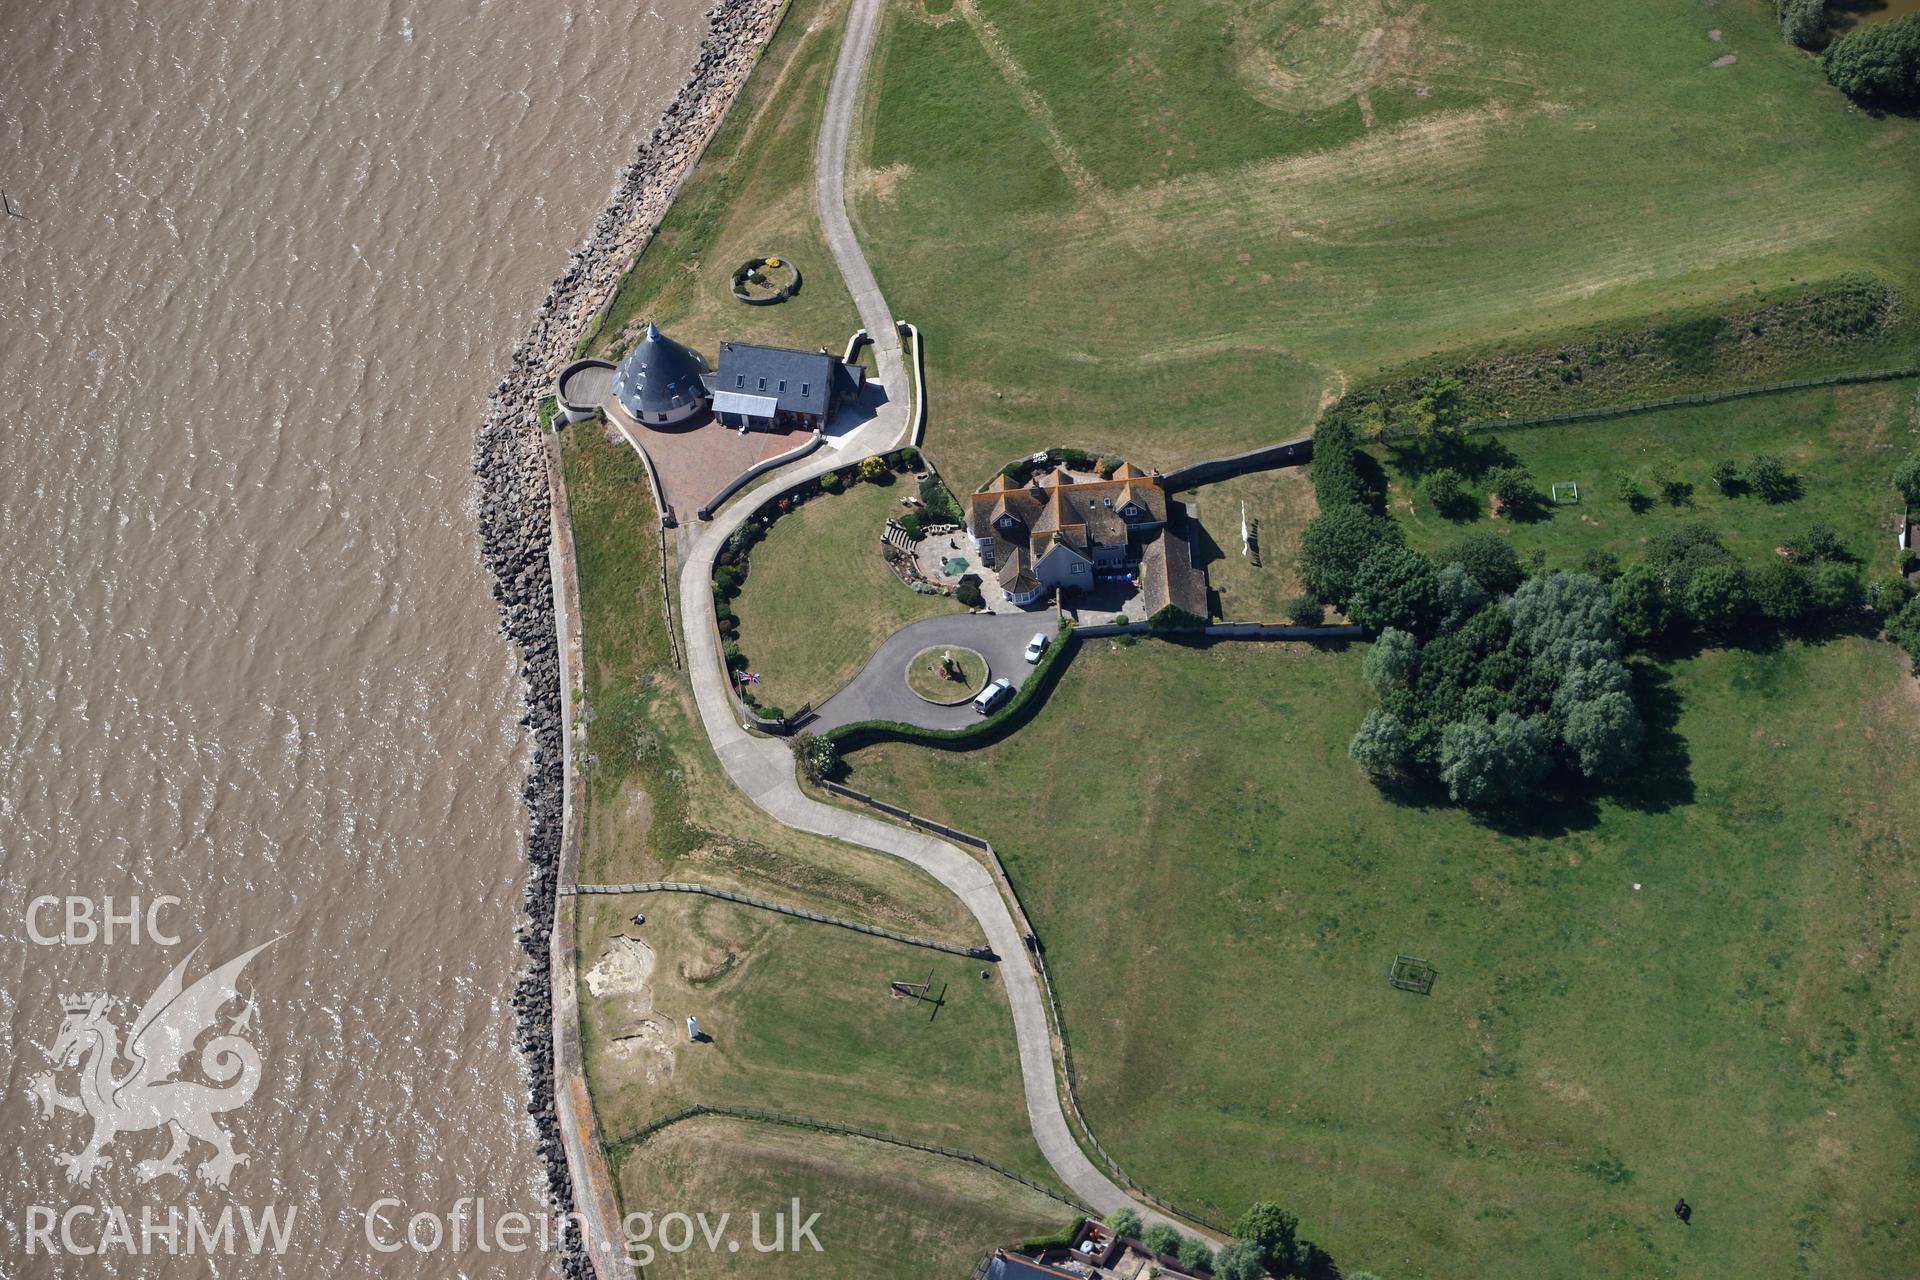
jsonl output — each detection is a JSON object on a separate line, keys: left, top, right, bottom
{"left": 613, "top": 322, "right": 709, "bottom": 420}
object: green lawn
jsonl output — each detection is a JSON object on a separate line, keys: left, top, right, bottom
{"left": 1376, "top": 379, "right": 1919, "bottom": 573}
{"left": 729, "top": 475, "right": 959, "bottom": 712}
{"left": 579, "top": 891, "right": 1055, "bottom": 1184}
{"left": 616, "top": 1117, "right": 1073, "bottom": 1277}
{"left": 840, "top": 637, "right": 1920, "bottom": 1280}
{"left": 588, "top": 0, "right": 864, "bottom": 367}
{"left": 852, "top": 0, "right": 1920, "bottom": 488}
{"left": 1183, "top": 465, "right": 1321, "bottom": 621}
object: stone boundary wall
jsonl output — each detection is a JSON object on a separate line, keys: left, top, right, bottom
{"left": 564, "top": 879, "right": 994, "bottom": 957}
{"left": 1159, "top": 435, "right": 1313, "bottom": 492}
{"left": 470, "top": 3, "right": 786, "bottom": 1276}
{"left": 1075, "top": 621, "right": 1365, "bottom": 640}
{"left": 901, "top": 321, "right": 927, "bottom": 447}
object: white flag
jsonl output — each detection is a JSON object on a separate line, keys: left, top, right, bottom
{"left": 1240, "top": 500, "right": 1249, "bottom": 557}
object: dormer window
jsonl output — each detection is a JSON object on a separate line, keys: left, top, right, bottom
{"left": 735, "top": 375, "right": 744, "bottom": 388}
{"left": 801, "top": 383, "right": 810, "bottom": 397}
{"left": 778, "top": 380, "right": 787, "bottom": 391}
{"left": 1103, "top": 497, "right": 1113, "bottom": 508}
{"left": 758, "top": 378, "right": 767, "bottom": 391}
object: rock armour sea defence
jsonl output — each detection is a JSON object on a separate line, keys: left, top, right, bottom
{"left": 472, "top": 2, "right": 780, "bottom": 1273}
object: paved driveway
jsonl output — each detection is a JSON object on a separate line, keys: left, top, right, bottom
{"left": 808, "top": 612, "right": 1052, "bottom": 732}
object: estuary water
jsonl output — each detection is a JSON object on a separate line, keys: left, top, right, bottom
{"left": 0, "top": 0, "right": 706, "bottom": 1271}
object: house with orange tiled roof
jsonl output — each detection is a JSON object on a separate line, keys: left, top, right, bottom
{"left": 968, "top": 461, "right": 1206, "bottom": 616}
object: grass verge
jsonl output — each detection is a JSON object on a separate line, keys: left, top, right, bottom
{"left": 728, "top": 474, "right": 959, "bottom": 711}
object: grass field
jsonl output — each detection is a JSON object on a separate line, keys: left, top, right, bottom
{"left": 853, "top": 0, "right": 1920, "bottom": 488}
{"left": 615, "top": 1117, "right": 1073, "bottom": 1277}
{"left": 1376, "top": 379, "right": 1920, "bottom": 572}
{"left": 840, "top": 637, "right": 1920, "bottom": 1279}
{"left": 729, "top": 476, "right": 960, "bottom": 711}
{"left": 578, "top": 891, "right": 1054, "bottom": 1182}
{"left": 586, "top": 0, "right": 864, "bottom": 367}
{"left": 1184, "top": 466, "right": 1321, "bottom": 620}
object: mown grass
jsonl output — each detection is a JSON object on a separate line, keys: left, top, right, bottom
{"left": 1183, "top": 466, "right": 1321, "bottom": 620}
{"left": 563, "top": 422, "right": 1055, "bottom": 1195}
{"left": 1376, "top": 378, "right": 1919, "bottom": 573}
{"left": 840, "top": 637, "right": 1920, "bottom": 1280}
{"left": 589, "top": 0, "right": 864, "bottom": 367}
{"left": 615, "top": 1117, "right": 1073, "bottom": 1277}
{"left": 852, "top": 0, "right": 1920, "bottom": 488}
{"left": 728, "top": 475, "right": 959, "bottom": 712}
{"left": 579, "top": 892, "right": 1054, "bottom": 1184}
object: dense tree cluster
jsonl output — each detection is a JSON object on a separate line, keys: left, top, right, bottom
{"left": 1824, "top": 14, "right": 1920, "bottom": 106}
{"left": 1350, "top": 570, "right": 1644, "bottom": 806}
{"left": 1775, "top": 0, "right": 1826, "bottom": 48}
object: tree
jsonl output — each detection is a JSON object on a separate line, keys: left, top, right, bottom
{"left": 1422, "top": 467, "right": 1472, "bottom": 520}
{"left": 1104, "top": 1208, "right": 1143, "bottom": 1240}
{"left": 1309, "top": 412, "right": 1378, "bottom": 514}
{"left": 1439, "top": 712, "right": 1553, "bottom": 806}
{"left": 1777, "top": 0, "right": 1826, "bottom": 47}
{"left": 1436, "top": 563, "right": 1488, "bottom": 630}
{"left": 1745, "top": 454, "right": 1797, "bottom": 504}
{"left": 1580, "top": 548, "right": 1622, "bottom": 584}
{"left": 1298, "top": 507, "right": 1403, "bottom": 603}
{"left": 1140, "top": 1224, "right": 1182, "bottom": 1257}
{"left": 1684, "top": 562, "right": 1750, "bottom": 629}
{"left": 1787, "top": 521, "right": 1846, "bottom": 563}
{"left": 1710, "top": 458, "right": 1742, "bottom": 496}
{"left": 1504, "top": 572, "right": 1621, "bottom": 675}
{"left": 1894, "top": 445, "right": 1920, "bottom": 507}
{"left": 1610, "top": 564, "right": 1671, "bottom": 643}
{"left": 1561, "top": 689, "right": 1644, "bottom": 779}
{"left": 1363, "top": 629, "right": 1420, "bottom": 694}
{"left": 1888, "top": 596, "right": 1920, "bottom": 673}
{"left": 1351, "top": 708, "right": 1413, "bottom": 779}
{"left": 1810, "top": 561, "right": 1862, "bottom": 614}
{"left": 1176, "top": 1235, "right": 1214, "bottom": 1274}
{"left": 1286, "top": 593, "right": 1325, "bottom": 626}
{"left": 1395, "top": 375, "right": 1467, "bottom": 441}
{"left": 1233, "top": 1201, "right": 1301, "bottom": 1272}
{"left": 1213, "top": 1239, "right": 1267, "bottom": 1280}
{"left": 1824, "top": 13, "right": 1920, "bottom": 106}
{"left": 1347, "top": 545, "right": 1444, "bottom": 635}
{"left": 857, "top": 455, "right": 887, "bottom": 482}
{"left": 1868, "top": 573, "right": 1915, "bottom": 617}
{"left": 1437, "top": 532, "right": 1524, "bottom": 596}
{"left": 955, "top": 578, "right": 985, "bottom": 609}
{"left": 789, "top": 732, "right": 837, "bottom": 782}
{"left": 1750, "top": 559, "right": 1813, "bottom": 623}
{"left": 1488, "top": 464, "right": 1539, "bottom": 516}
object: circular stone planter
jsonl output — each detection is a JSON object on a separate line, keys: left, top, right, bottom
{"left": 905, "top": 646, "right": 988, "bottom": 705}
{"left": 730, "top": 255, "right": 802, "bottom": 306}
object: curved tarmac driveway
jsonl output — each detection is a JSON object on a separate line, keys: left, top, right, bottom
{"left": 658, "top": 0, "right": 1166, "bottom": 1230}
{"left": 809, "top": 612, "right": 1050, "bottom": 732}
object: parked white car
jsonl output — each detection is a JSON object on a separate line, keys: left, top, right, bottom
{"left": 972, "top": 677, "right": 1014, "bottom": 715}
{"left": 1023, "top": 633, "right": 1049, "bottom": 664}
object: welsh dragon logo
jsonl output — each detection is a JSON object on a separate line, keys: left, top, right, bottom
{"left": 26, "top": 940, "right": 275, "bottom": 1190}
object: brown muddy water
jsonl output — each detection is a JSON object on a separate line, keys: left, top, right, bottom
{"left": 0, "top": 0, "right": 706, "bottom": 1273}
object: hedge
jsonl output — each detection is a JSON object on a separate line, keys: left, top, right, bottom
{"left": 823, "top": 624, "right": 1076, "bottom": 752}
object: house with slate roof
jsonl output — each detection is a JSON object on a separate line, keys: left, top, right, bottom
{"left": 711, "top": 340, "right": 865, "bottom": 432}
{"left": 967, "top": 461, "right": 1208, "bottom": 615}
